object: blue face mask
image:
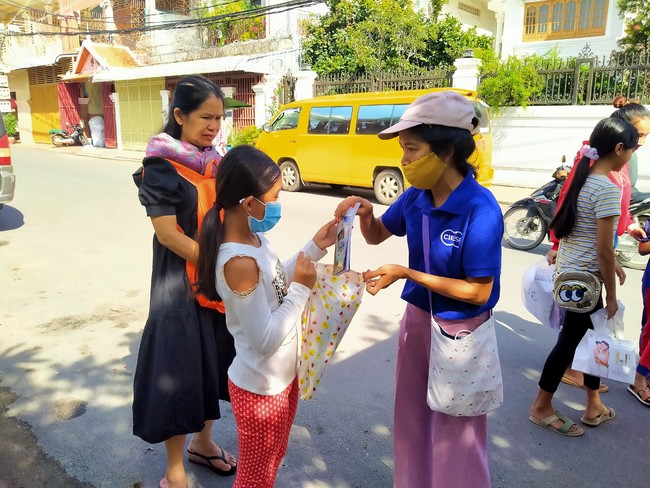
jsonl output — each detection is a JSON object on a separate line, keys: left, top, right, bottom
{"left": 245, "top": 198, "right": 281, "bottom": 233}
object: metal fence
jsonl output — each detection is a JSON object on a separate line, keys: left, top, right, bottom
{"left": 531, "top": 52, "right": 650, "bottom": 105}
{"left": 313, "top": 68, "right": 454, "bottom": 96}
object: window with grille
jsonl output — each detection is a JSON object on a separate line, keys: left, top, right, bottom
{"left": 155, "top": 0, "right": 190, "bottom": 15}
{"left": 522, "top": 0, "right": 607, "bottom": 41}
{"left": 458, "top": 2, "right": 481, "bottom": 17}
{"left": 28, "top": 59, "right": 72, "bottom": 85}
{"left": 113, "top": 0, "right": 146, "bottom": 29}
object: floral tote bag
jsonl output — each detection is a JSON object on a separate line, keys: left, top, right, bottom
{"left": 298, "top": 263, "right": 365, "bottom": 400}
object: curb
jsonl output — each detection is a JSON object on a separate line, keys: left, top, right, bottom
{"left": 20, "top": 142, "right": 142, "bottom": 163}
{"left": 17, "top": 142, "right": 532, "bottom": 206}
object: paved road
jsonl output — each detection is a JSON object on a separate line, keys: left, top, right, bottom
{"left": 0, "top": 144, "right": 647, "bottom": 488}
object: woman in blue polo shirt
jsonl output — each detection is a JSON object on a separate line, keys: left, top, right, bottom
{"left": 335, "top": 91, "right": 503, "bottom": 488}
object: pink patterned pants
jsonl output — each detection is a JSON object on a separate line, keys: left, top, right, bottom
{"left": 228, "top": 377, "right": 299, "bottom": 488}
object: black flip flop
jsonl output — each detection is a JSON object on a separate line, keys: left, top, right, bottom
{"left": 187, "top": 447, "right": 237, "bottom": 477}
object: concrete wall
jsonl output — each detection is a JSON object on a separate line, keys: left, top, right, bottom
{"left": 8, "top": 69, "right": 32, "bottom": 144}
{"left": 265, "top": 0, "right": 328, "bottom": 42}
{"left": 491, "top": 105, "right": 650, "bottom": 190}
{"left": 442, "top": 0, "right": 497, "bottom": 36}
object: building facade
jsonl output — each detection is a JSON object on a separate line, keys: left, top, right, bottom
{"left": 0, "top": 0, "right": 325, "bottom": 149}
{"left": 488, "top": 0, "right": 625, "bottom": 58}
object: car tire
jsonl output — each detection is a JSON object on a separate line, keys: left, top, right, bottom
{"left": 279, "top": 160, "right": 303, "bottom": 192}
{"left": 374, "top": 169, "right": 403, "bottom": 205}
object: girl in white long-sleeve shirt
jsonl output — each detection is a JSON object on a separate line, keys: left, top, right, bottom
{"left": 195, "top": 145, "right": 337, "bottom": 488}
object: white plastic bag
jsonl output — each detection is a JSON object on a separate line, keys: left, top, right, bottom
{"left": 590, "top": 301, "right": 626, "bottom": 339}
{"left": 521, "top": 260, "right": 565, "bottom": 330}
{"left": 298, "top": 263, "right": 364, "bottom": 400}
{"left": 88, "top": 115, "right": 105, "bottom": 147}
{"left": 572, "top": 301, "right": 636, "bottom": 384}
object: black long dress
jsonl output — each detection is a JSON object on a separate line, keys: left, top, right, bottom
{"left": 132, "top": 156, "right": 235, "bottom": 444}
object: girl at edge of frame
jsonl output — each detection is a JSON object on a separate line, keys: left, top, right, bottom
{"left": 334, "top": 91, "right": 504, "bottom": 488}
{"left": 132, "top": 75, "right": 237, "bottom": 488}
{"left": 547, "top": 100, "right": 650, "bottom": 394}
{"left": 636, "top": 216, "right": 650, "bottom": 405}
{"left": 529, "top": 117, "right": 639, "bottom": 437}
{"left": 194, "top": 145, "right": 337, "bottom": 488}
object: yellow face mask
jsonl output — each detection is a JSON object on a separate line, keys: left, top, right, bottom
{"left": 402, "top": 152, "right": 447, "bottom": 190}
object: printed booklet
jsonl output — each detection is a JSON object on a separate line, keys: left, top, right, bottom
{"left": 333, "top": 202, "right": 360, "bottom": 275}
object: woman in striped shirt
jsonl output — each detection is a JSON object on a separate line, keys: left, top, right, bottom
{"left": 529, "top": 117, "right": 639, "bottom": 437}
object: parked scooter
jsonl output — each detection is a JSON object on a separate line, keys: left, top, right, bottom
{"left": 503, "top": 159, "right": 571, "bottom": 250}
{"left": 615, "top": 191, "right": 650, "bottom": 270}
{"left": 50, "top": 123, "right": 88, "bottom": 147}
{"left": 504, "top": 158, "right": 650, "bottom": 270}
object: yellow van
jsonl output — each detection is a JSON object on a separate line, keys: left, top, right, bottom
{"left": 256, "top": 88, "right": 493, "bottom": 205}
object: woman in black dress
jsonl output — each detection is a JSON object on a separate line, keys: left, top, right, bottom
{"left": 133, "top": 75, "right": 237, "bottom": 488}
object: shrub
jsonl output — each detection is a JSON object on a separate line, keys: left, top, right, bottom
{"left": 3, "top": 113, "right": 18, "bottom": 137}
{"left": 228, "top": 125, "right": 263, "bottom": 147}
{"left": 476, "top": 49, "right": 543, "bottom": 109}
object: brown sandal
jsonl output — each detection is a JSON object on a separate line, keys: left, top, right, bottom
{"left": 561, "top": 375, "right": 608, "bottom": 393}
{"left": 628, "top": 384, "right": 650, "bottom": 407}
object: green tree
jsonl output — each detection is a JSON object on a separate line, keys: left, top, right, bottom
{"left": 420, "top": 15, "right": 492, "bottom": 68}
{"left": 196, "top": 0, "right": 265, "bottom": 46}
{"left": 346, "top": 1, "right": 428, "bottom": 72}
{"left": 302, "top": 0, "right": 374, "bottom": 74}
{"left": 302, "top": 0, "right": 491, "bottom": 75}
{"left": 617, "top": 0, "right": 649, "bottom": 55}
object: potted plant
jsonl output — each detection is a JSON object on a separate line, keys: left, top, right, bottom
{"left": 3, "top": 113, "right": 18, "bottom": 143}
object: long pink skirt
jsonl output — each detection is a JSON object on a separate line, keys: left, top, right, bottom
{"left": 393, "top": 303, "right": 491, "bottom": 488}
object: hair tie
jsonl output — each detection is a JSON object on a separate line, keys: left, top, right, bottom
{"left": 213, "top": 201, "right": 222, "bottom": 211}
{"left": 579, "top": 144, "right": 599, "bottom": 161}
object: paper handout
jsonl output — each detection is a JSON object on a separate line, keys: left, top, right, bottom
{"left": 333, "top": 202, "right": 360, "bottom": 275}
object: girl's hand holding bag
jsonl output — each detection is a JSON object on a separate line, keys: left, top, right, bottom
{"left": 422, "top": 216, "right": 503, "bottom": 417}
{"left": 572, "top": 301, "right": 637, "bottom": 384}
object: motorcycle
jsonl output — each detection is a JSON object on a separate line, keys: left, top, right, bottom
{"left": 503, "top": 161, "right": 571, "bottom": 250}
{"left": 504, "top": 159, "right": 650, "bottom": 270}
{"left": 50, "top": 123, "right": 88, "bottom": 147}
{"left": 614, "top": 191, "right": 650, "bottom": 270}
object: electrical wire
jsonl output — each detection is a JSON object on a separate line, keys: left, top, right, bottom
{"left": 7, "top": 0, "right": 34, "bottom": 26}
{"left": 14, "top": 2, "right": 271, "bottom": 31}
{"left": 1, "top": 0, "right": 267, "bottom": 24}
{"left": 2, "top": 1, "right": 307, "bottom": 32}
{"left": 4, "top": 0, "right": 317, "bottom": 36}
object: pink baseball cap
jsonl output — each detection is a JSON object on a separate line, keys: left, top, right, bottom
{"left": 378, "top": 91, "right": 476, "bottom": 140}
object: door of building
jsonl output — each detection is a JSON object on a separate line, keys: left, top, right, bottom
{"left": 30, "top": 83, "right": 61, "bottom": 143}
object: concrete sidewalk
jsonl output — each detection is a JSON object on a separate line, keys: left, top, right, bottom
{"left": 17, "top": 141, "right": 535, "bottom": 206}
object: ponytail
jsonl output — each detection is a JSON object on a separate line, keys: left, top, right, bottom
{"left": 194, "top": 145, "right": 282, "bottom": 301}
{"left": 550, "top": 155, "right": 591, "bottom": 239}
{"left": 195, "top": 206, "right": 223, "bottom": 301}
{"left": 552, "top": 116, "right": 639, "bottom": 239}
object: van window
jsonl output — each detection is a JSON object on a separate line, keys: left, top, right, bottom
{"left": 355, "top": 104, "right": 408, "bottom": 135}
{"left": 269, "top": 107, "right": 301, "bottom": 131}
{"left": 473, "top": 101, "right": 490, "bottom": 134}
{"left": 391, "top": 104, "right": 408, "bottom": 124}
{"left": 308, "top": 106, "right": 353, "bottom": 135}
